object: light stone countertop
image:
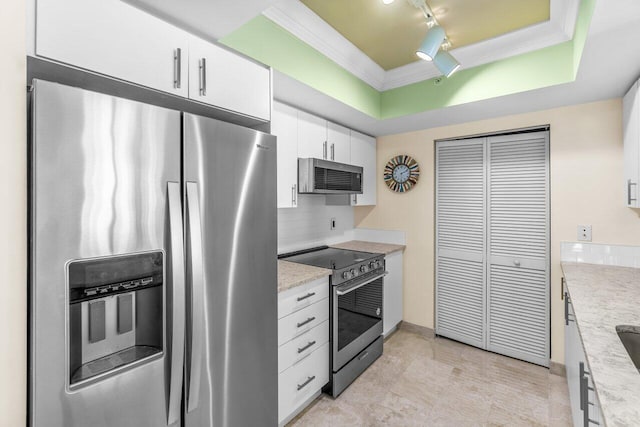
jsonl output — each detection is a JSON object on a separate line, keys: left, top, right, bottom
{"left": 277, "top": 260, "right": 331, "bottom": 293}
{"left": 561, "top": 262, "right": 640, "bottom": 427}
{"left": 330, "top": 240, "right": 405, "bottom": 256}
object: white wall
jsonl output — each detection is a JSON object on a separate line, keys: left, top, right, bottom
{"left": 0, "top": 0, "right": 27, "bottom": 425}
{"left": 355, "top": 99, "right": 640, "bottom": 365}
{"left": 278, "top": 195, "right": 354, "bottom": 253}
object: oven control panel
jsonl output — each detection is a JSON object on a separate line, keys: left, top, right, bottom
{"left": 333, "top": 255, "right": 385, "bottom": 286}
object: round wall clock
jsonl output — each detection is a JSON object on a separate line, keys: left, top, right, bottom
{"left": 383, "top": 155, "right": 420, "bottom": 193}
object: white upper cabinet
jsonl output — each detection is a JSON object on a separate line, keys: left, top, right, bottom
{"left": 35, "top": 0, "right": 271, "bottom": 120}
{"left": 350, "top": 131, "right": 377, "bottom": 206}
{"left": 297, "top": 111, "right": 327, "bottom": 160}
{"left": 272, "top": 102, "right": 299, "bottom": 209}
{"left": 36, "top": 0, "right": 190, "bottom": 97}
{"left": 623, "top": 79, "right": 640, "bottom": 207}
{"left": 188, "top": 36, "right": 270, "bottom": 121}
{"left": 327, "top": 122, "right": 350, "bottom": 164}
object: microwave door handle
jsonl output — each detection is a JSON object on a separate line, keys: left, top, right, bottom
{"left": 186, "top": 182, "right": 205, "bottom": 413}
{"left": 167, "top": 182, "right": 186, "bottom": 425}
{"left": 336, "top": 271, "right": 388, "bottom": 296}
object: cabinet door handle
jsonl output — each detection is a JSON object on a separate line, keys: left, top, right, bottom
{"left": 292, "top": 184, "right": 297, "bottom": 205}
{"left": 564, "top": 292, "right": 570, "bottom": 325}
{"left": 561, "top": 277, "right": 566, "bottom": 301}
{"left": 297, "top": 375, "right": 316, "bottom": 391}
{"left": 628, "top": 179, "right": 637, "bottom": 205}
{"left": 331, "top": 143, "right": 335, "bottom": 160}
{"left": 323, "top": 141, "right": 327, "bottom": 159}
{"left": 353, "top": 194, "right": 357, "bottom": 204}
{"left": 297, "top": 316, "right": 316, "bottom": 328}
{"left": 173, "top": 48, "right": 182, "bottom": 89}
{"left": 296, "top": 292, "right": 315, "bottom": 302}
{"left": 199, "top": 58, "right": 207, "bottom": 96}
{"left": 297, "top": 340, "right": 317, "bottom": 354}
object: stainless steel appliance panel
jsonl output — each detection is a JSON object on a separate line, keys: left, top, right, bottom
{"left": 332, "top": 274, "right": 384, "bottom": 369}
{"left": 183, "top": 114, "right": 278, "bottom": 427}
{"left": 30, "top": 80, "right": 182, "bottom": 427}
{"left": 331, "top": 336, "right": 383, "bottom": 398}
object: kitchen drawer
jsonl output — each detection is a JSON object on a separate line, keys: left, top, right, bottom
{"left": 278, "top": 320, "right": 329, "bottom": 373}
{"left": 278, "top": 297, "right": 328, "bottom": 346}
{"left": 278, "top": 277, "right": 329, "bottom": 319}
{"left": 278, "top": 342, "right": 329, "bottom": 424}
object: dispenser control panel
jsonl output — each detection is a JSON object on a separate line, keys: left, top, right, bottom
{"left": 67, "top": 251, "right": 164, "bottom": 388}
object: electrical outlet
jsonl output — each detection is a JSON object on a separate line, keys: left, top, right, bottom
{"left": 577, "top": 225, "right": 592, "bottom": 242}
{"left": 330, "top": 217, "right": 336, "bottom": 230}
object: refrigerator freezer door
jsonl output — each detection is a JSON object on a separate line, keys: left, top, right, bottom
{"left": 183, "top": 114, "right": 278, "bottom": 427}
{"left": 30, "top": 80, "right": 182, "bottom": 427}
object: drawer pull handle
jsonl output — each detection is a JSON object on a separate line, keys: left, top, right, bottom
{"left": 358, "top": 351, "right": 369, "bottom": 361}
{"left": 297, "top": 292, "right": 316, "bottom": 302}
{"left": 297, "top": 340, "right": 317, "bottom": 354}
{"left": 297, "top": 317, "right": 316, "bottom": 328}
{"left": 297, "top": 375, "right": 316, "bottom": 391}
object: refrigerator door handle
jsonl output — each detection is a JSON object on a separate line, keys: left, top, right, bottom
{"left": 167, "top": 182, "right": 186, "bottom": 425}
{"left": 186, "top": 182, "right": 205, "bottom": 412}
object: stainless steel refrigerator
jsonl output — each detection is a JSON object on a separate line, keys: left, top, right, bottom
{"left": 29, "top": 79, "right": 277, "bottom": 427}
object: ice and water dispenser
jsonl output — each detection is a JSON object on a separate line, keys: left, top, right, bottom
{"left": 67, "top": 251, "right": 164, "bottom": 388}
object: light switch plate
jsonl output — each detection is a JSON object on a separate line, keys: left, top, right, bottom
{"left": 577, "top": 225, "right": 592, "bottom": 242}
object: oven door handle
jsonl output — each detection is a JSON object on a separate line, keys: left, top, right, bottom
{"left": 336, "top": 271, "right": 388, "bottom": 296}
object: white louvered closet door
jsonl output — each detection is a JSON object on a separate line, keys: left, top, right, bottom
{"left": 435, "top": 138, "right": 486, "bottom": 349}
{"left": 487, "top": 132, "right": 549, "bottom": 366}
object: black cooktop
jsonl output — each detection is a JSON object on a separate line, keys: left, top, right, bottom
{"left": 280, "top": 246, "right": 380, "bottom": 270}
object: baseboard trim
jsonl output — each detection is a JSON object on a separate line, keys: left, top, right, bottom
{"left": 398, "top": 321, "right": 435, "bottom": 338}
{"left": 550, "top": 361, "right": 566, "bottom": 377}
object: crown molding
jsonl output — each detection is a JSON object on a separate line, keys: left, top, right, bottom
{"left": 263, "top": 0, "right": 581, "bottom": 92}
{"left": 262, "top": 0, "right": 386, "bottom": 90}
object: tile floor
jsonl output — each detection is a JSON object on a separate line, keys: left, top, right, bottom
{"left": 289, "top": 328, "right": 572, "bottom": 426}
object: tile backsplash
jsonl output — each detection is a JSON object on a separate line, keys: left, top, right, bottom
{"left": 278, "top": 194, "right": 354, "bottom": 253}
{"left": 560, "top": 242, "right": 640, "bottom": 267}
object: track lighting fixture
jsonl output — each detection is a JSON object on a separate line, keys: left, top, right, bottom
{"left": 433, "top": 50, "right": 460, "bottom": 77}
{"left": 411, "top": 0, "right": 461, "bottom": 77}
{"left": 416, "top": 25, "right": 445, "bottom": 61}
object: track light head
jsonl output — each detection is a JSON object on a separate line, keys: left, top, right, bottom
{"left": 416, "top": 25, "right": 445, "bottom": 61}
{"left": 433, "top": 50, "right": 461, "bottom": 77}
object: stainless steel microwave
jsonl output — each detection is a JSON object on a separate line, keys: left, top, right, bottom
{"left": 298, "top": 158, "right": 363, "bottom": 194}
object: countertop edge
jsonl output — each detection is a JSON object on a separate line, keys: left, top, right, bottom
{"left": 330, "top": 240, "right": 406, "bottom": 256}
{"left": 277, "top": 260, "right": 331, "bottom": 293}
{"left": 561, "top": 261, "right": 640, "bottom": 427}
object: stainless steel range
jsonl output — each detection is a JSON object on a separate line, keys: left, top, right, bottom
{"left": 281, "top": 246, "right": 386, "bottom": 397}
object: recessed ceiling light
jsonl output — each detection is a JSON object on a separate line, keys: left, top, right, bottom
{"left": 382, "top": 0, "right": 395, "bottom": 4}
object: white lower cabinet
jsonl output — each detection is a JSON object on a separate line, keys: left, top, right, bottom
{"left": 278, "top": 278, "right": 330, "bottom": 425}
{"left": 564, "top": 282, "right": 602, "bottom": 427}
{"left": 278, "top": 277, "right": 329, "bottom": 319}
{"left": 383, "top": 252, "right": 403, "bottom": 336}
{"left": 278, "top": 321, "right": 329, "bottom": 374}
{"left": 278, "top": 342, "right": 329, "bottom": 425}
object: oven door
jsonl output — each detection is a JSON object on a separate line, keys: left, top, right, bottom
{"left": 332, "top": 271, "right": 386, "bottom": 370}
